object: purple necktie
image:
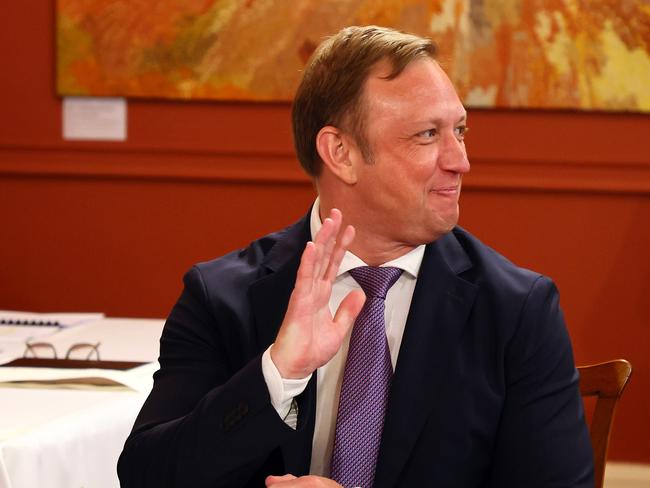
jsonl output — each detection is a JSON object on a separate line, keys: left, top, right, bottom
{"left": 330, "top": 266, "right": 403, "bottom": 488}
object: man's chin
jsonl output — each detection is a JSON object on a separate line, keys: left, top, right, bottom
{"left": 410, "top": 222, "right": 457, "bottom": 246}
{"left": 426, "top": 215, "right": 459, "bottom": 242}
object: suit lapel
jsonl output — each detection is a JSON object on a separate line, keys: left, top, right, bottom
{"left": 375, "top": 231, "right": 478, "bottom": 487}
{"left": 248, "top": 213, "right": 317, "bottom": 475}
{"left": 249, "top": 215, "right": 310, "bottom": 352}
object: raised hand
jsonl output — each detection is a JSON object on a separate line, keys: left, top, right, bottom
{"left": 270, "top": 208, "right": 366, "bottom": 379}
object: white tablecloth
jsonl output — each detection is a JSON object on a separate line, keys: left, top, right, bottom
{"left": 0, "top": 317, "right": 164, "bottom": 488}
{"left": 0, "top": 387, "right": 149, "bottom": 488}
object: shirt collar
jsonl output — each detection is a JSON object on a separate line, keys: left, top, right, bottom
{"left": 309, "top": 197, "right": 425, "bottom": 279}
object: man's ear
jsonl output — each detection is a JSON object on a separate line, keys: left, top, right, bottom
{"left": 315, "top": 126, "right": 358, "bottom": 184}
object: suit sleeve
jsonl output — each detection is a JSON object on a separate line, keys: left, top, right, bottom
{"left": 489, "top": 276, "right": 594, "bottom": 487}
{"left": 118, "top": 266, "right": 298, "bottom": 488}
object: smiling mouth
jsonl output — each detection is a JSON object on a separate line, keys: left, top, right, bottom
{"left": 430, "top": 186, "right": 459, "bottom": 194}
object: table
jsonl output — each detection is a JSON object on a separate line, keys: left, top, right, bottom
{"left": 0, "top": 317, "right": 164, "bottom": 488}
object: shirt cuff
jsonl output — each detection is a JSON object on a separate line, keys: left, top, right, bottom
{"left": 261, "top": 345, "right": 312, "bottom": 422}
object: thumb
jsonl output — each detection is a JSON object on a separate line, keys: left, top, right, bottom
{"left": 333, "top": 289, "right": 366, "bottom": 334}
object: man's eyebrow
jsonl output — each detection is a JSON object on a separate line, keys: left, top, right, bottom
{"left": 415, "top": 113, "right": 468, "bottom": 126}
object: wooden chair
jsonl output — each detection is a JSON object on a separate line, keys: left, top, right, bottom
{"left": 578, "top": 359, "right": 632, "bottom": 488}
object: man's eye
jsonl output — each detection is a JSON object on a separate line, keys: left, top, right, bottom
{"left": 419, "top": 128, "right": 437, "bottom": 138}
{"left": 455, "top": 125, "right": 469, "bottom": 140}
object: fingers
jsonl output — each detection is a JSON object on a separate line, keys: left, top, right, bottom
{"left": 325, "top": 224, "right": 355, "bottom": 282}
{"left": 333, "top": 289, "right": 366, "bottom": 335}
{"left": 320, "top": 209, "right": 342, "bottom": 265}
{"left": 295, "top": 208, "right": 342, "bottom": 291}
{"left": 266, "top": 474, "right": 342, "bottom": 487}
{"left": 294, "top": 241, "right": 317, "bottom": 297}
{"left": 313, "top": 208, "right": 357, "bottom": 286}
{"left": 312, "top": 209, "right": 342, "bottom": 279}
{"left": 266, "top": 474, "right": 297, "bottom": 486}
{"left": 294, "top": 210, "right": 340, "bottom": 297}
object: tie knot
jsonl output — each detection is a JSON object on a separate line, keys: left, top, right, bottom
{"left": 348, "top": 266, "right": 403, "bottom": 299}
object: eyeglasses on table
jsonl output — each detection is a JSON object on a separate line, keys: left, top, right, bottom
{"left": 23, "top": 341, "right": 102, "bottom": 361}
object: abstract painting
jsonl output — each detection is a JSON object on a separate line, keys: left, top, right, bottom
{"left": 56, "top": 0, "right": 650, "bottom": 111}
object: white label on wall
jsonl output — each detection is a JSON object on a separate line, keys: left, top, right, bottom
{"left": 62, "top": 97, "right": 127, "bottom": 141}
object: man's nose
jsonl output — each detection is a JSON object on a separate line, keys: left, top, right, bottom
{"left": 439, "top": 132, "right": 470, "bottom": 174}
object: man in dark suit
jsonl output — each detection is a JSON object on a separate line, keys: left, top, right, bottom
{"left": 118, "top": 26, "right": 593, "bottom": 487}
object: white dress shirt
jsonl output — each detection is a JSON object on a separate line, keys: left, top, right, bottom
{"left": 261, "top": 198, "right": 425, "bottom": 476}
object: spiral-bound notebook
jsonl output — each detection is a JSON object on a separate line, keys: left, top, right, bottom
{"left": 0, "top": 311, "right": 104, "bottom": 327}
{"left": 0, "top": 311, "right": 105, "bottom": 343}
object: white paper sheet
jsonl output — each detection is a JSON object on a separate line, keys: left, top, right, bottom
{"left": 0, "top": 362, "right": 158, "bottom": 394}
{"left": 62, "top": 97, "right": 127, "bottom": 141}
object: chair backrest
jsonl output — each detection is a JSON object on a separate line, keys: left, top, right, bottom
{"left": 578, "top": 359, "right": 632, "bottom": 488}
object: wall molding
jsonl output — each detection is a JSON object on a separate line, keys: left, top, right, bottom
{"left": 1, "top": 145, "right": 649, "bottom": 194}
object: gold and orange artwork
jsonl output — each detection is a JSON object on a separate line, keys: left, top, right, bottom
{"left": 56, "top": 0, "right": 650, "bottom": 111}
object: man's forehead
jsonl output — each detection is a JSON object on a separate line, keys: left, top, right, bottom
{"left": 362, "top": 57, "right": 465, "bottom": 120}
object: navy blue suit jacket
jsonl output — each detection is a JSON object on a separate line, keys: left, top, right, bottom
{"left": 118, "top": 214, "right": 593, "bottom": 487}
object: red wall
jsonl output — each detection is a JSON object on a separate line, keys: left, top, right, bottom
{"left": 1, "top": 2, "right": 649, "bottom": 463}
